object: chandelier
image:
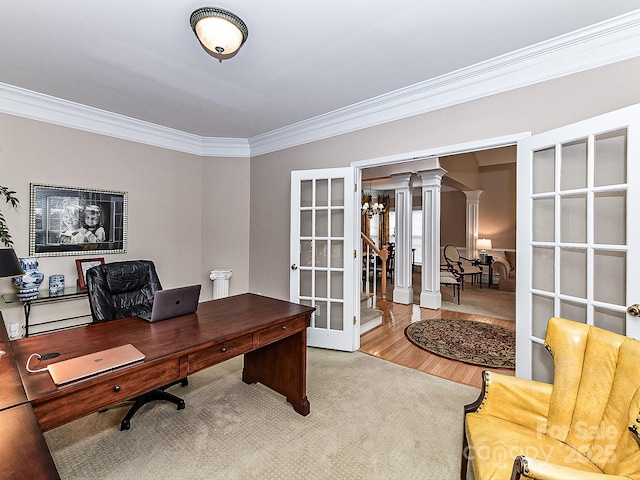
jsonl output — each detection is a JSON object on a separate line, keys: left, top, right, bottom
{"left": 362, "top": 182, "right": 386, "bottom": 218}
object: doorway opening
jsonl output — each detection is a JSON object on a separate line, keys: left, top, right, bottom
{"left": 354, "top": 133, "right": 525, "bottom": 330}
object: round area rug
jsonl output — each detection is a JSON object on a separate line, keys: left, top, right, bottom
{"left": 405, "top": 318, "right": 515, "bottom": 369}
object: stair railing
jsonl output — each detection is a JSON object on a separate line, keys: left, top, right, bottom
{"left": 361, "top": 232, "right": 388, "bottom": 303}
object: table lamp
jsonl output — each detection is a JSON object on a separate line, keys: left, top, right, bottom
{"left": 476, "top": 238, "right": 492, "bottom": 262}
{"left": 0, "top": 248, "right": 24, "bottom": 279}
{"left": 0, "top": 248, "right": 24, "bottom": 352}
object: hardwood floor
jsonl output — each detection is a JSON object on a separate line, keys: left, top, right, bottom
{"left": 359, "top": 298, "right": 514, "bottom": 389}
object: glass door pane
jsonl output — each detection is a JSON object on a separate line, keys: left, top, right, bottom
{"left": 291, "top": 168, "right": 355, "bottom": 351}
{"left": 519, "top": 105, "right": 639, "bottom": 382}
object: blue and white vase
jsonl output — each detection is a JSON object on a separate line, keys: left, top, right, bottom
{"left": 49, "top": 274, "right": 65, "bottom": 296}
{"left": 11, "top": 256, "right": 45, "bottom": 298}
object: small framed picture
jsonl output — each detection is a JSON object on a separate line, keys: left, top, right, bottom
{"left": 75, "top": 257, "right": 105, "bottom": 290}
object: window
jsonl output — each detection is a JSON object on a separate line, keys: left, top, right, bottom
{"left": 388, "top": 210, "right": 423, "bottom": 265}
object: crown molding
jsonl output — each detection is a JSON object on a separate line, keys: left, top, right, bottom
{"left": 249, "top": 10, "right": 640, "bottom": 156}
{"left": 0, "top": 83, "right": 250, "bottom": 158}
{"left": 1, "top": 10, "right": 639, "bottom": 158}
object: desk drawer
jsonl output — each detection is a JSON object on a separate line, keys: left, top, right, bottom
{"left": 255, "top": 316, "right": 306, "bottom": 348}
{"left": 33, "top": 358, "right": 180, "bottom": 431}
{"left": 188, "top": 334, "right": 253, "bottom": 374}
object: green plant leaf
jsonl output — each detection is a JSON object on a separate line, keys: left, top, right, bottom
{"left": 0, "top": 185, "right": 19, "bottom": 247}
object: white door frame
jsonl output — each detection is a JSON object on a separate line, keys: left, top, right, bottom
{"left": 351, "top": 132, "right": 530, "bottom": 335}
{"left": 351, "top": 133, "right": 530, "bottom": 170}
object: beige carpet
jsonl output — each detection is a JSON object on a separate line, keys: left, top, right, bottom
{"left": 379, "top": 269, "right": 515, "bottom": 320}
{"left": 407, "top": 270, "right": 515, "bottom": 320}
{"left": 45, "top": 348, "right": 479, "bottom": 479}
{"left": 438, "top": 282, "right": 515, "bottom": 321}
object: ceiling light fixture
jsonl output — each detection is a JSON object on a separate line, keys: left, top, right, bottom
{"left": 362, "top": 181, "right": 386, "bottom": 219}
{"left": 190, "top": 7, "right": 248, "bottom": 61}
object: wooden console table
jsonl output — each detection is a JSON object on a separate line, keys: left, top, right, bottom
{"left": 2, "top": 286, "right": 91, "bottom": 337}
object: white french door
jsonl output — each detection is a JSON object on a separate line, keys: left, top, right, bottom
{"left": 290, "top": 167, "right": 358, "bottom": 351}
{"left": 516, "top": 103, "right": 640, "bottom": 381}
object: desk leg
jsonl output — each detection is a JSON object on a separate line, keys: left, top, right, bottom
{"left": 242, "top": 330, "right": 310, "bottom": 416}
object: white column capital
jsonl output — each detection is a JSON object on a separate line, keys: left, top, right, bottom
{"left": 391, "top": 172, "right": 413, "bottom": 188}
{"left": 464, "top": 190, "right": 483, "bottom": 203}
{"left": 210, "top": 269, "right": 233, "bottom": 280}
{"left": 210, "top": 269, "right": 232, "bottom": 299}
{"left": 416, "top": 168, "right": 448, "bottom": 186}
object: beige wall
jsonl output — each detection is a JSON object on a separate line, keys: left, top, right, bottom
{"left": 440, "top": 191, "right": 467, "bottom": 248}
{"left": 441, "top": 153, "right": 481, "bottom": 191}
{"left": 3, "top": 56, "right": 640, "bottom": 331}
{"left": 478, "top": 163, "right": 517, "bottom": 250}
{"left": 438, "top": 152, "right": 516, "bottom": 253}
{"left": 249, "top": 57, "right": 640, "bottom": 298}
{"left": 0, "top": 114, "right": 250, "bottom": 333}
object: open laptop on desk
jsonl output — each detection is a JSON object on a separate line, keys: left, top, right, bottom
{"left": 138, "top": 284, "right": 201, "bottom": 322}
{"left": 47, "top": 344, "right": 145, "bottom": 385}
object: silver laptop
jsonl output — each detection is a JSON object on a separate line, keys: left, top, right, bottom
{"left": 138, "top": 284, "right": 201, "bottom": 322}
{"left": 47, "top": 344, "right": 145, "bottom": 385}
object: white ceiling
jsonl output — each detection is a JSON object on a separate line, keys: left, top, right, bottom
{"left": 1, "top": 2, "right": 640, "bottom": 142}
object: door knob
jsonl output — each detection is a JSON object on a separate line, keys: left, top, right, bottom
{"left": 628, "top": 304, "right": 640, "bottom": 317}
{"left": 291, "top": 264, "right": 298, "bottom": 270}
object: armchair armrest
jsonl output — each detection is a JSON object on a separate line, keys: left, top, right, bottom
{"left": 493, "top": 258, "right": 511, "bottom": 278}
{"left": 459, "top": 255, "right": 480, "bottom": 266}
{"left": 511, "top": 456, "right": 631, "bottom": 480}
{"left": 465, "top": 371, "right": 552, "bottom": 432}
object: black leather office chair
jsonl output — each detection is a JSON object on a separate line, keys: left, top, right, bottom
{"left": 85, "top": 260, "right": 187, "bottom": 431}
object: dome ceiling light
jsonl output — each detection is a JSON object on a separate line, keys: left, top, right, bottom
{"left": 190, "top": 7, "right": 248, "bottom": 61}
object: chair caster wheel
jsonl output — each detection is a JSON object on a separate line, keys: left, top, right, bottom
{"left": 120, "top": 420, "right": 131, "bottom": 431}
{"left": 177, "top": 400, "right": 186, "bottom": 410}
{"left": 181, "top": 378, "right": 189, "bottom": 387}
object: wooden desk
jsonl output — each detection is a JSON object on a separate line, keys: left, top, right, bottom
{"left": 0, "top": 319, "right": 28, "bottom": 411}
{"left": 12, "top": 293, "right": 314, "bottom": 432}
{"left": 0, "top": 315, "right": 59, "bottom": 480}
{"left": 0, "top": 404, "right": 60, "bottom": 479}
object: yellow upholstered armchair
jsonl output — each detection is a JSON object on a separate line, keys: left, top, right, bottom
{"left": 462, "top": 317, "right": 640, "bottom": 480}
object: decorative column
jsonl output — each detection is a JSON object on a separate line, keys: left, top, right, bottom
{"left": 391, "top": 173, "right": 413, "bottom": 304}
{"left": 464, "top": 191, "right": 482, "bottom": 259}
{"left": 417, "top": 167, "right": 447, "bottom": 309}
{"left": 210, "top": 269, "right": 232, "bottom": 299}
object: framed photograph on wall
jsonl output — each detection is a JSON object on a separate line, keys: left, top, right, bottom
{"left": 75, "top": 257, "right": 105, "bottom": 290}
{"left": 29, "top": 183, "right": 128, "bottom": 257}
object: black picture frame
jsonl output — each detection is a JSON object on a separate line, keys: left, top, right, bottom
{"left": 29, "top": 183, "right": 128, "bottom": 257}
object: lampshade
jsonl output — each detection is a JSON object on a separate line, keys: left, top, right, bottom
{"left": 190, "top": 7, "right": 248, "bottom": 59}
{"left": 0, "top": 248, "right": 24, "bottom": 278}
{"left": 476, "top": 238, "right": 492, "bottom": 251}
